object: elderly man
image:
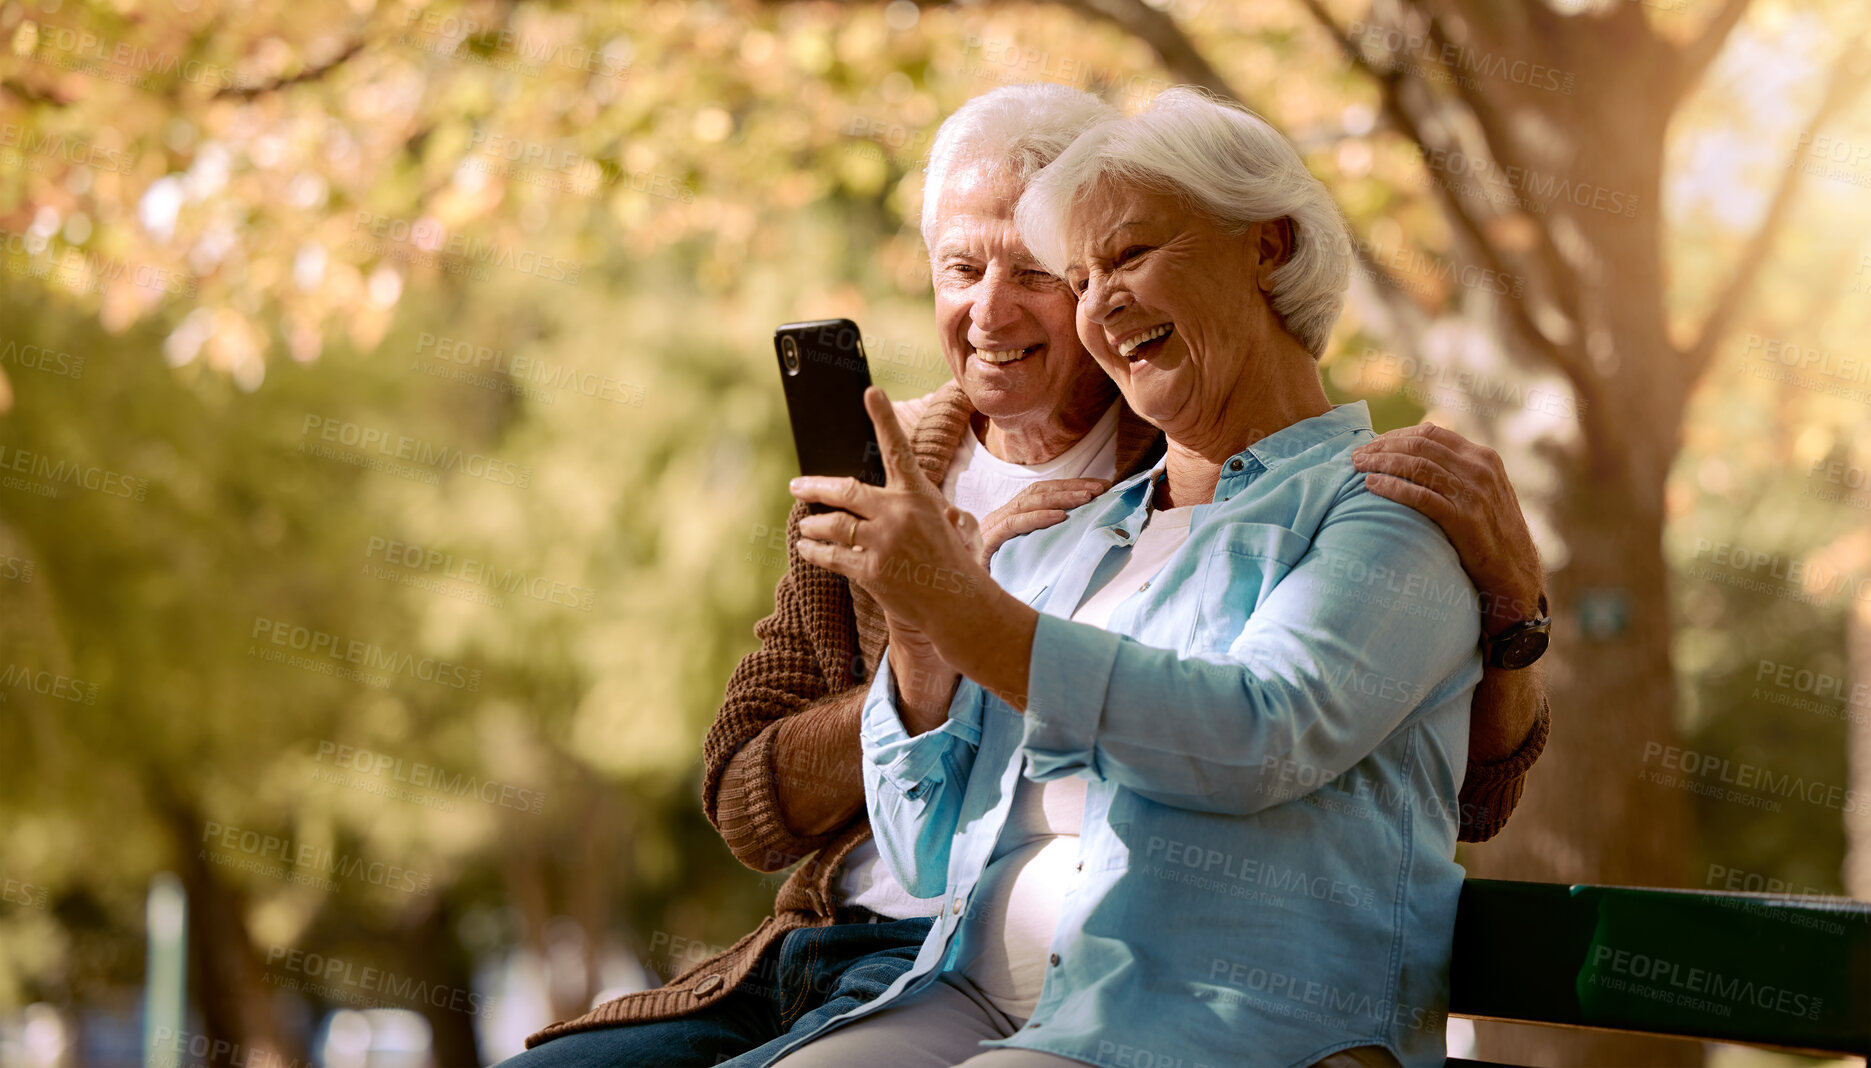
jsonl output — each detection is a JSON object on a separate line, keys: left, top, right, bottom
{"left": 505, "top": 83, "right": 1549, "bottom": 1068}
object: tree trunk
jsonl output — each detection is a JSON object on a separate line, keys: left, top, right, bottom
{"left": 157, "top": 792, "right": 306, "bottom": 1068}
{"left": 1454, "top": 38, "right": 1700, "bottom": 1061}
{"left": 1844, "top": 555, "right": 1871, "bottom": 899}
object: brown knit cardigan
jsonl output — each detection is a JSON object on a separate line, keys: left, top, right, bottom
{"left": 527, "top": 381, "right": 1550, "bottom": 1047}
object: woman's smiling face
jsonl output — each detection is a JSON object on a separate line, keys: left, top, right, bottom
{"left": 1063, "top": 180, "right": 1288, "bottom": 440}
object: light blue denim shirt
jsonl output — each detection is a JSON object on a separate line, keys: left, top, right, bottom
{"left": 772, "top": 401, "right": 1482, "bottom": 1068}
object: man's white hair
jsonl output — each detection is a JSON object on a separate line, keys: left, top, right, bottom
{"left": 1015, "top": 87, "right": 1351, "bottom": 358}
{"left": 919, "top": 83, "right": 1120, "bottom": 249}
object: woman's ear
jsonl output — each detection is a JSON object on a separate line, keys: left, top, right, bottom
{"left": 1254, "top": 218, "right": 1295, "bottom": 293}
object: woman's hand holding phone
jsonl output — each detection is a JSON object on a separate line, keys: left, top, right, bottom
{"left": 791, "top": 388, "right": 1002, "bottom": 731}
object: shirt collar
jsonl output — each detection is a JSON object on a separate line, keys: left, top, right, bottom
{"left": 1100, "top": 400, "right": 1374, "bottom": 519}
{"left": 1245, "top": 400, "right": 1372, "bottom": 475}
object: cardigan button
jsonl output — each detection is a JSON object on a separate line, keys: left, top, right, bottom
{"left": 1049, "top": 953, "right": 1061, "bottom": 966}
{"left": 693, "top": 974, "right": 724, "bottom": 997}
{"left": 1228, "top": 457, "right": 1244, "bottom": 472}
{"left": 952, "top": 897, "right": 964, "bottom": 915}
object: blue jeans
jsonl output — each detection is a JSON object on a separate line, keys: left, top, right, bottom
{"left": 498, "top": 915, "right": 934, "bottom": 1068}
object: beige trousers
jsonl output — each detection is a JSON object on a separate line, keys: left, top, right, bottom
{"left": 768, "top": 971, "right": 1405, "bottom": 1068}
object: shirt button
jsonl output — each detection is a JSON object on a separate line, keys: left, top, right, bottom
{"left": 952, "top": 898, "right": 964, "bottom": 915}
{"left": 1075, "top": 860, "right": 1084, "bottom": 871}
{"left": 1114, "top": 528, "right": 1130, "bottom": 540}
{"left": 1049, "top": 953, "right": 1061, "bottom": 966}
{"left": 1228, "top": 458, "right": 1244, "bottom": 472}
{"left": 693, "top": 974, "right": 724, "bottom": 996}
{"left": 1138, "top": 581, "right": 1150, "bottom": 591}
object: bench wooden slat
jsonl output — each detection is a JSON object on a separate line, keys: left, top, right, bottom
{"left": 1448, "top": 879, "right": 1871, "bottom": 1056}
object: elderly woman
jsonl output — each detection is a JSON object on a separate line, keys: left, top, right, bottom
{"left": 511, "top": 83, "right": 1548, "bottom": 1068}
{"left": 772, "top": 89, "right": 1481, "bottom": 1068}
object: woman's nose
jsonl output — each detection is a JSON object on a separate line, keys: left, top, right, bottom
{"left": 1080, "top": 274, "right": 1124, "bottom": 325}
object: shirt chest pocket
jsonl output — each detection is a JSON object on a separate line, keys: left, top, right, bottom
{"left": 1189, "top": 522, "right": 1312, "bottom": 653}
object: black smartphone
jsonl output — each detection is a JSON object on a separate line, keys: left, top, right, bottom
{"left": 774, "top": 319, "right": 887, "bottom": 515}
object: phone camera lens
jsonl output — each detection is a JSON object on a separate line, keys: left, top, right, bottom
{"left": 781, "top": 337, "right": 801, "bottom": 374}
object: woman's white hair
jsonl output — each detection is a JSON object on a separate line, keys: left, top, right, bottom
{"left": 920, "top": 83, "right": 1120, "bottom": 249}
{"left": 1015, "top": 87, "right": 1351, "bottom": 358}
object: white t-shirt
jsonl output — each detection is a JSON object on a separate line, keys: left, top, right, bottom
{"left": 836, "top": 395, "right": 1124, "bottom": 920}
{"left": 955, "top": 489, "right": 1194, "bottom": 1020}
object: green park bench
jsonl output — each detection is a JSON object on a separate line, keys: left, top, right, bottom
{"left": 1445, "top": 879, "right": 1871, "bottom": 1065}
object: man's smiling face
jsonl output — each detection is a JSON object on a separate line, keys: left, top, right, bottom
{"left": 930, "top": 160, "right": 1110, "bottom": 428}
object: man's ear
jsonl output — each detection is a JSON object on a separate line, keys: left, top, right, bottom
{"left": 1254, "top": 218, "right": 1295, "bottom": 293}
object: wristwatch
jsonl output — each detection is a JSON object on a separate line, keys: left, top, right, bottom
{"left": 1482, "top": 593, "right": 1550, "bottom": 670}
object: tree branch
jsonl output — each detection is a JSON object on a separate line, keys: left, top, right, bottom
{"left": 212, "top": 39, "right": 366, "bottom": 101}
{"left": 1295, "top": 0, "right": 1607, "bottom": 455}
{"left": 1676, "top": 0, "right": 1753, "bottom": 98}
{"left": 1047, "top": 0, "right": 1244, "bottom": 103}
{"left": 1681, "top": 38, "right": 1871, "bottom": 376}
{"left": 1417, "top": 10, "right": 1583, "bottom": 332}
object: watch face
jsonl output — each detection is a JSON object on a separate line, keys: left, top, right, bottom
{"left": 1497, "top": 628, "right": 1550, "bottom": 670}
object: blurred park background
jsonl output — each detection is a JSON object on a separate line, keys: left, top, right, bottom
{"left": 0, "top": 0, "right": 1868, "bottom": 1065}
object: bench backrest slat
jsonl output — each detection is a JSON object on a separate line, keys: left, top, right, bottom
{"left": 1448, "top": 879, "right": 1871, "bottom": 1055}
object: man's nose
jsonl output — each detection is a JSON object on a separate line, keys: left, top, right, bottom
{"left": 971, "top": 269, "right": 1021, "bottom": 332}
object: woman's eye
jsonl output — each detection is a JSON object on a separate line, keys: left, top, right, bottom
{"left": 1117, "top": 245, "right": 1150, "bottom": 265}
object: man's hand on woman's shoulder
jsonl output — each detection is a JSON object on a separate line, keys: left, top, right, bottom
{"left": 1350, "top": 423, "right": 1544, "bottom": 636}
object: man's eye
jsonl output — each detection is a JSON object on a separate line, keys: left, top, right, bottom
{"left": 946, "top": 263, "right": 982, "bottom": 278}
{"left": 1117, "top": 245, "right": 1150, "bottom": 264}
